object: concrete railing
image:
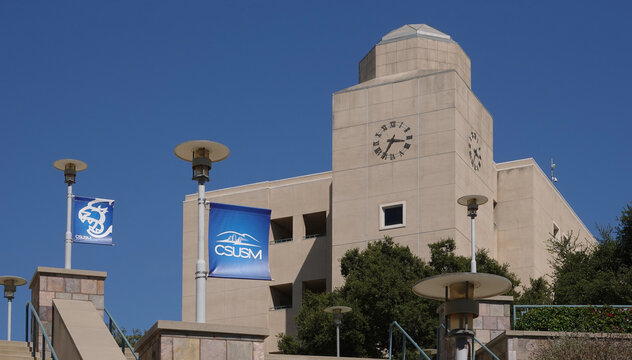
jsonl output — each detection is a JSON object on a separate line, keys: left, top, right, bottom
{"left": 52, "top": 299, "right": 126, "bottom": 360}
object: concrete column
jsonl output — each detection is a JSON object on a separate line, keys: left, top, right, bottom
{"left": 29, "top": 267, "right": 107, "bottom": 356}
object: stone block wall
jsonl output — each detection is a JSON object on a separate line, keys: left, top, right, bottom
{"left": 473, "top": 296, "right": 512, "bottom": 344}
{"left": 475, "top": 331, "right": 632, "bottom": 360}
{"left": 135, "top": 321, "right": 268, "bottom": 360}
{"left": 28, "top": 267, "right": 107, "bottom": 353}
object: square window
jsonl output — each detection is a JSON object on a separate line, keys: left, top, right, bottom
{"left": 302, "top": 279, "right": 326, "bottom": 296}
{"left": 303, "top": 211, "right": 327, "bottom": 239}
{"left": 271, "top": 216, "right": 293, "bottom": 244}
{"left": 270, "top": 283, "right": 293, "bottom": 310}
{"left": 379, "top": 202, "right": 406, "bottom": 230}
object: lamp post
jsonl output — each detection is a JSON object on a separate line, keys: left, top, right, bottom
{"left": 0, "top": 276, "right": 27, "bottom": 341}
{"left": 53, "top": 159, "right": 88, "bottom": 270}
{"left": 413, "top": 194, "right": 508, "bottom": 360}
{"left": 324, "top": 306, "right": 352, "bottom": 357}
{"left": 175, "top": 140, "right": 229, "bottom": 323}
{"left": 413, "top": 273, "right": 510, "bottom": 360}
{"left": 457, "top": 195, "right": 488, "bottom": 273}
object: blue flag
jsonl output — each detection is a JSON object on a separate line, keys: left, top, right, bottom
{"left": 208, "top": 202, "right": 271, "bottom": 280}
{"left": 72, "top": 196, "right": 114, "bottom": 245}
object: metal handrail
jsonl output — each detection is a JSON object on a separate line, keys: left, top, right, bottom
{"left": 472, "top": 336, "right": 500, "bottom": 360}
{"left": 438, "top": 323, "right": 500, "bottom": 360}
{"left": 25, "top": 301, "right": 60, "bottom": 360}
{"left": 104, "top": 307, "right": 139, "bottom": 360}
{"left": 512, "top": 304, "right": 632, "bottom": 328}
{"left": 388, "top": 321, "right": 432, "bottom": 360}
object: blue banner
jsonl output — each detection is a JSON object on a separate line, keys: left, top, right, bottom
{"left": 209, "top": 202, "right": 271, "bottom": 280}
{"left": 72, "top": 196, "right": 114, "bottom": 245}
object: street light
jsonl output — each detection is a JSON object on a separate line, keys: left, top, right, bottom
{"left": 412, "top": 194, "right": 509, "bottom": 360}
{"left": 175, "top": 140, "right": 229, "bottom": 323}
{"left": 0, "top": 276, "right": 27, "bottom": 341}
{"left": 53, "top": 159, "right": 88, "bottom": 269}
{"left": 457, "top": 195, "right": 488, "bottom": 273}
{"left": 324, "top": 305, "right": 352, "bottom": 357}
{"left": 412, "top": 273, "right": 510, "bottom": 360}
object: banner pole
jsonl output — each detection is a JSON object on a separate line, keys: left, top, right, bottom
{"left": 6, "top": 298, "right": 11, "bottom": 341}
{"left": 65, "top": 183, "right": 73, "bottom": 269}
{"left": 175, "top": 140, "right": 229, "bottom": 323}
{"left": 196, "top": 182, "right": 207, "bottom": 323}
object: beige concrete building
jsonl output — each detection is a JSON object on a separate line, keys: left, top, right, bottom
{"left": 180, "top": 24, "right": 594, "bottom": 352}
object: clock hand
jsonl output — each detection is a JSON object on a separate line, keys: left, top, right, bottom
{"left": 384, "top": 142, "right": 393, "bottom": 154}
{"left": 384, "top": 135, "right": 396, "bottom": 154}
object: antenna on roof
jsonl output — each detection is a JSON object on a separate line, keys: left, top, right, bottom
{"left": 550, "top": 158, "right": 558, "bottom": 183}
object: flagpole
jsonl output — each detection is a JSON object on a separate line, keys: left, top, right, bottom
{"left": 175, "top": 140, "right": 229, "bottom": 324}
{"left": 65, "top": 183, "right": 73, "bottom": 269}
{"left": 54, "top": 159, "right": 87, "bottom": 270}
{"left": 196, "top": 182, "right": 206, "bottom": 323}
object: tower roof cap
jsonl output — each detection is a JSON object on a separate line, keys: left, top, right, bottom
{"left": 379, "top": 24, "right": 452, "bottom": 44}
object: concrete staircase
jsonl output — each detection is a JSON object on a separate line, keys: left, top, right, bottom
{"left": 0, "top": 341, "right": 39, "bottom": 360}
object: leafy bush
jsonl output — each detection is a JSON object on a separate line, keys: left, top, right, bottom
{"left": 516, "top": 306, "right": 632, "bottom": 333}
{"left": 530, "top": 334, "right": 632, "bottom": 360}
{"left": 113, "top": 328, "right": 145, "bottom": 348}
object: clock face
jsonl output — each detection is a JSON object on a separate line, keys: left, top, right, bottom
{"left": 468, "top": 131, "right": 482, "bottom": 171}
{"left": 373, "top": 121, "right": 413, "bottom": 160}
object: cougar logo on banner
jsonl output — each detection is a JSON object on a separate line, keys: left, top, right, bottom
{"left": 72, "top": 196, "right": 114, "bottom": 245}
{"left": 208, "top": 202, "right": 271, "bottom": 280}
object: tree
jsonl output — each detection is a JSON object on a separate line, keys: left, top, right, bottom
{"left": 615, "top": 203, "right": 632, "bottom": 264}
{"left": 113, "top": 328, "right": 145, "bottom": 349}
{"left": 278, "top": 237, "right": 519, "bottom": 357}
{"left": 548, "top": 202, "right": 632, "bottom": 305}
{"left": 339, "top": 238, "right": 438, "bottom": 355}
{"left": 428, "top": 239, "right": 521, "bottom": 298}
{"left": 279, "top": 291, "right": 369, "bottom": 357}
{"left": 516, "top": 277, "right": 553, "bottom": 305}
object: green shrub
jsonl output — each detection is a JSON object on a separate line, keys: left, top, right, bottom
{"left": 516, "top": 306, "right": 632, "bottom": 333}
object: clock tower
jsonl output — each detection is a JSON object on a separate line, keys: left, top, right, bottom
{"left": 331, "top": 24, "right": 495, "bottom": 287}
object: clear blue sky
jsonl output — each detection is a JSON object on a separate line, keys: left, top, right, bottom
{"left": 1, "top": 0, "right": 631, "bottom": 340}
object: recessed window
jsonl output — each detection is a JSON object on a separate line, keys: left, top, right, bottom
{"left": 380, "top": 202, "right": 406, "bottom": 230}
{"left": 270, "top": 283, "right": 293, "bottom": 310}
{"left": 303, "top": 211, "right": 327, "bottom": 239}
{"left": 552, "top": 222, "right": 560, "bottom": 239}
{"left": 271, "top": 216, "right": 293, "bottom": 244}
{"left": 302, "top": 279, "right": 326, "bottom": 297}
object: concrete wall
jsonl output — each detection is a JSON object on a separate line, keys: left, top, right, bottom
{"left": 496, "top": 159, "right": 595, "bottom": 282}
{"left": 331, "top": 65, "right": 495, "bottom": 287}
{"left": 358, "top": 27, "right": 471, "bottom": 87}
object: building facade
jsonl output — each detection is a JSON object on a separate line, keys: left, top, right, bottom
{"left": 181, "top": 24, "right": 594, "bottom": 352}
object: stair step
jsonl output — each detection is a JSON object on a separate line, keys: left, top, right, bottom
{"left": 0, "top": 340, "right": 31, "bottom": 348}
{"left": 0, "top": 349, "right": 34, "bottom": 355}
{"left": 0, "top": 340, "right": 38, "bottom": 360}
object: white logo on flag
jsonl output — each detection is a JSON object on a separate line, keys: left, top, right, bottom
{"left": 77, "top": 199, "right": 114, "bottom": 238}
{"left": 214, "top": 231, "right": 263, "bottom": 259}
